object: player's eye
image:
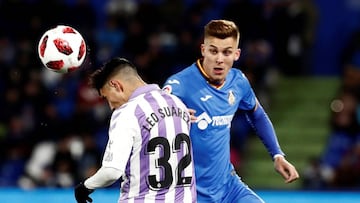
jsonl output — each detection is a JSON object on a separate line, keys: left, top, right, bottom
{"left": 209, "top": 49, "right": 218, "bottom": 54}
{"left": 223, "top": 50, "right": 232, "bottom": 56}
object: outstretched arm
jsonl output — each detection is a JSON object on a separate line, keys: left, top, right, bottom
{"left": 246, "top": 101, "right": 299, "bottom": 183}
{"left": 245, "top": 101, "right": 284, "bottom": 157}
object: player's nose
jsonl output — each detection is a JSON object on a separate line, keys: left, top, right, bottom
{"left": 215, "top": 54, "right": 224, "bottom": 64}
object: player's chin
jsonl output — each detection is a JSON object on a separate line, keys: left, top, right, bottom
{"left": 211, "top": 74, "right": 225, "bottom": 82}
{"left": 209, "top": 78, "right": 224, "bottom": 86}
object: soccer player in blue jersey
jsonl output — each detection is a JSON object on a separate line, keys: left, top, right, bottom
{"left": 74, "top": 57, "right": 197, "bottom": 203}
{"left": 163, "top": 19, "right": 299, "bottom": 203}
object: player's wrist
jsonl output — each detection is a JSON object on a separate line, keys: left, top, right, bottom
{"left": 273, "top": 154, "right": 285, "bottom": 160}
{"left": 83, "top": 180, "right": 93, "bottom": 190}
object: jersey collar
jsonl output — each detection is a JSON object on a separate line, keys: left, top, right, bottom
{"left": 196, "top": 59, "right": 225, "bottom": 89}
{"left": 130, "top": 84, "right": 160, "bottom": 100}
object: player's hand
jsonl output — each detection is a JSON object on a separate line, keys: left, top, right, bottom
{"left": 273, "top": 156, "right": 299, "bottom": 183}
{"left": 188, "top": 108, "right": 197, "bottom": 123}
{"left": 74, "top": 182, "right": 94, "bottom": 203}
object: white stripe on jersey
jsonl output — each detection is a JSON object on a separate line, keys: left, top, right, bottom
{"left": 124, "top": 107, "right": 142, "bottom": 200}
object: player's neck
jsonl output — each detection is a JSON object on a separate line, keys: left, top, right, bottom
{"left": 196, "top": 59, "right": 225, "bottom": 89}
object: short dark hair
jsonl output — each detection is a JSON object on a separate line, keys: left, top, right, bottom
{"left": 89, "top": 57, "right": 137, "bottom": 92}
{"left": 204, "top": 20, "right": 240, "bottom": 42}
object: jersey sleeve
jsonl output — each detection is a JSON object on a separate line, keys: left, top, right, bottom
{"left": 245, "top": 103, "right": 285, "bottom": 158}
{"left": 238, "top": 72, "right": 257, "bottom": 110}
{"left": 84, "top": 167, "right": 123, "bottom": 189}
{"left": 101, "top": 109, "right": 136, "bottom": 171}
{"left": 162, "top": 75, "right": 184, "bottom": 98}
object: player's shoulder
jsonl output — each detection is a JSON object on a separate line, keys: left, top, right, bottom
{"left": 230, "top": 68, "right": 247, "bottom": 79}
{"left": 226, "top": 68, "right": 249, "bottom": 84}
{"left": 168, "top": 63, "right": 196, "bottom": 80}
{"left": 112, "top": 102, "right": 133, "bottom": 119}
{"left": 163, "top": 63, "right": 196, "bottom": 93}
{"left": 223, "top": 69, "right": 253, "bottom": 95}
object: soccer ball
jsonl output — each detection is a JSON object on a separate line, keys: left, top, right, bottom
{"left": 38, "top": 25, "right": 87, "bottom": 73}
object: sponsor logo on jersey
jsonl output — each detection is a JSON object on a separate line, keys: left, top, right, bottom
{"left": 104, "top": 151, "right": 113, "bottom": 162}
{"left": 196, "top": 112, "right": 233, "bottom": 130}
{"left": 212, "top": 115, "right": 233, "bottom": 128}
{"left": 196, "top": 112, "right": 212, "bottom": 130}
{"left": 104, "top": 140, "right": 114, "bottom": 162}
{"left": 108, "top": 140, "right": 114, "bottom": 149}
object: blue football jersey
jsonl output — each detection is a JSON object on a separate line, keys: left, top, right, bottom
{"left": 163, "top": 60, "right": 257, "bottom": 199}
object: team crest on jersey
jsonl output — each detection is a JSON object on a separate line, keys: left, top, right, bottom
{"left": 162, "top": 85, "right": 172, "bottom": 94}
{"left": 228, "top": 90, "right": 235, "bottom": 105}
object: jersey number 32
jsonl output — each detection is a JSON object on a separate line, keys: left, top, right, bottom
{"left": 146, "top": 133, "right": 192, "bottom": 190}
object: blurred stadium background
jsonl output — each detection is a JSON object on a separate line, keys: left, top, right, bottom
{"left": 1, "top": 0, "right": 360, "bottom": 202}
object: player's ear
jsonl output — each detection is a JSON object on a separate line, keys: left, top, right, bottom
{"left": 200, "top": 44, "right": 205, "bottom": 56}
{"left": 110, "top": 80, "right": 124, "bottom": 92}
{"left": 109, "top": 80, "right": 116, "bottom": 88}
{"left": 234, "top": 48, "right": 241, "bottom": 61}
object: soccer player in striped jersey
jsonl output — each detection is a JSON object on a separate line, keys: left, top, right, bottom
{"left": 74, "top": 57, "right": 197, "bottom": 203}
{"left": 163, "top": 20, "right": 299, "bottom": 203}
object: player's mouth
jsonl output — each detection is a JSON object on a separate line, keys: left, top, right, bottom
{"left": 213, "top": 67, "right": 224, "bottom": 75}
